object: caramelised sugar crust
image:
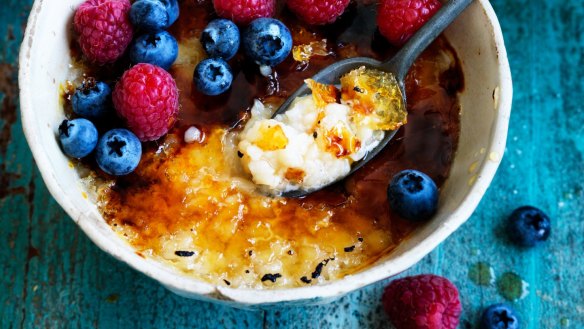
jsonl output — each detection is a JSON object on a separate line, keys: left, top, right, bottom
{"left": 82, "top": 1, "right": 463, "bottom": 288}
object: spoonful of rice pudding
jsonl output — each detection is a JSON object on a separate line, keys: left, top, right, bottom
{"left": 238, "top": 0, "right": 473, "bottom": 197}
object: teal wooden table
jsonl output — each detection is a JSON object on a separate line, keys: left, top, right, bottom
{"left": 1, "top": 0, "right": 583, "bottom": 328}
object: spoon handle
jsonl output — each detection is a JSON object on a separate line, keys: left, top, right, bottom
{"left": 381, "top": 0, "right": 474, "bottom": 81}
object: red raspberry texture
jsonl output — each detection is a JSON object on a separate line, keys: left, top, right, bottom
{"left": 382, "top": 274, "right": 462, "bottom": 329}
{"left": 113, "top": 64, "right": 179, "bottom": 142}
{"left": 287, "top": 0, "right": 350, "bottom": 25}
{"left": 377, "top": 0, "right": 442, "bottom": 46}
{"left": 74, "top": 0, "right": 133, "bottom": 64}
{"left": 213, "top": 0, "right": 275, "bottom": 25}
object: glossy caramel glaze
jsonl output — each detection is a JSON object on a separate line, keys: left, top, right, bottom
{"left": 74, "top": 1, "right": 463, "bottom": 288}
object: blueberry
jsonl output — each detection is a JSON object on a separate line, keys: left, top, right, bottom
{"left": 130, "top": 0, "right": 179, "bottom": 32}
{"left": 507, "top": 206, "right": 551, "bottom": 247}
{"left": 201, "top": 19, "right": 240, "bottom": 60}
{"left": 243, "top": 18, "right": 293, "bottom": 67}
{"left": 480, "top": 303, "right": 520, "bottom": 329}
{"left": 58, "top": 119, "right": 98, "bottom": 158}
{"left": 129, "top": 31, "right": 178, "bottom": 70}
{"left": 95, "top": 129, "right": 142, "bottom": 176}
{"left": 193, "top": 58, "right": 233, "bottom": 96}
{"left": 387, "top": 169, "right": 439, "bottom": 221}
{"left": 72, "top": 79, "right": 112, "bottom": 119}
{"left": 160, "top": 0, "right": 179, "bottom": 26}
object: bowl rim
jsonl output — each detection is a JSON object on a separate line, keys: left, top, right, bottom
{"left": 18, "top": 0, "right": 512, "bottom": 306}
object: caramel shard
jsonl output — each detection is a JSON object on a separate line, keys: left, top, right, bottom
{"left": 321, "top": 122, "right": 361, "bottom": 158}
{"left": 340, "top": 66, "right": 407, "bottom": 131}
{"left": 253, "top": 124, "right": 289, "bottom": 151}
{"left": 284, "top": 168, "right": 306, "bottom": 183}
{"left": 293, "top": 39, "right": 330, "bottom": 63}
{"left": 305, "top": 79, "right": 339, "bottom": 108}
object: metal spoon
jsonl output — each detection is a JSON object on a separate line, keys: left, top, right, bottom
{"left": 272, "top": 0, "right": 474, "bottom": 198}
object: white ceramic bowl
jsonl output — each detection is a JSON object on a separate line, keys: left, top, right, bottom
{"left": 19, "top": 0, "right": 512, "bottom": 308}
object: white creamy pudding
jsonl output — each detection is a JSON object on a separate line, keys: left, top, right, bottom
{"left": 238, "top": 67, "right": 407, "bottom": 194}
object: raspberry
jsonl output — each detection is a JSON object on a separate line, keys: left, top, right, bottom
{"left": 74, "top": 0, "right": 134, "bottom": 64}
{"left": 377, "top": 0, "right": 442, "bottom": 46}
{"left": 287, "top": 0, "right": 350, "bottom": 25}
{"left": 382, "top": 274, "right": 462, "bottom": 329}
{"left": 213, "top": 0, "right": 275, "bottom": 25}
{"left": 112, "top": 64, "right": 179, "bottom": 141}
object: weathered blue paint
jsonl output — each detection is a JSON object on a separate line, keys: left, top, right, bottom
{"left": 1, "top": 0, "right": 583, "bottom": 327}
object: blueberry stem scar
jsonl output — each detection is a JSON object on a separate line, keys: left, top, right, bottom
{"left": 107, "top": 137, "right": 126, "bottom": 157}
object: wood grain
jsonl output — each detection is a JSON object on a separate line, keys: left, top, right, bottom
{"left": 1, "top": 0, "right": 583, "bottom": 328}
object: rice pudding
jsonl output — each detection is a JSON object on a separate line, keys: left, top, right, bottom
{"left": 66, "top": 1, "right": 463, "bottom": 288}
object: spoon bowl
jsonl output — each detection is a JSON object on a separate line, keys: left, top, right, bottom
{"left": 272, "top": 0, "right": 474, "bottom": 198}
{"left": 273, "top": 57, "right": 401, "bottom": 198}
